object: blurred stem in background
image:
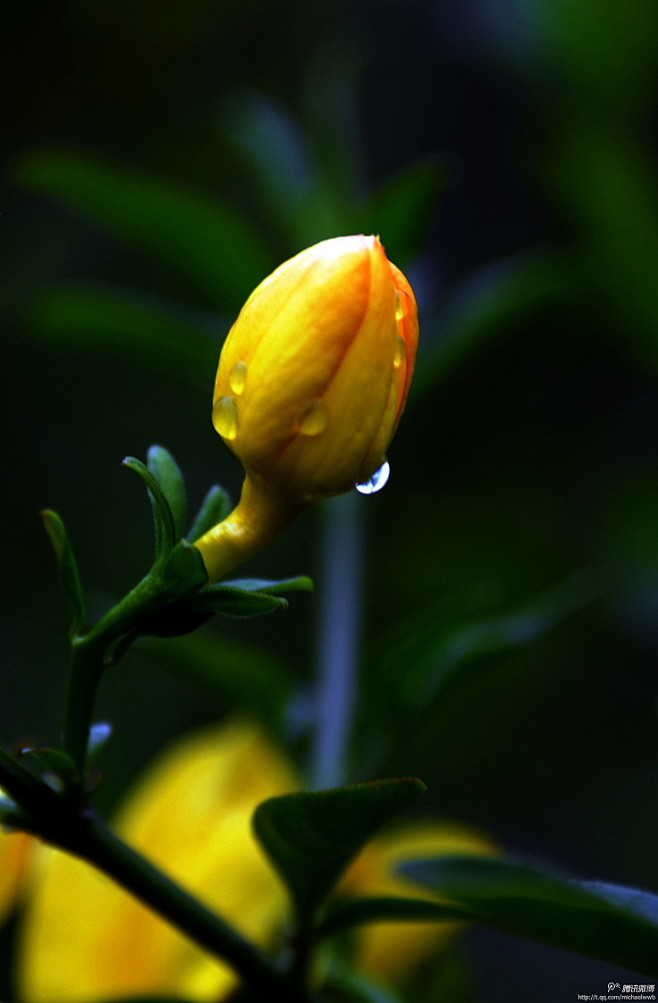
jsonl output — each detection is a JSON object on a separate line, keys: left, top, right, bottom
{"left": 311, "top": 493, "right": 364, "bottom": 789}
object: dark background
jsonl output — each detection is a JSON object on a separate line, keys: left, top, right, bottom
{"left": 3, "top": 0, "right": 658, "bottom": 999}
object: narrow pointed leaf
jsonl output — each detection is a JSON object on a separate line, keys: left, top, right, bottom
{"left": 352, "top": 158, "right": 448, "bottom": 265}
{"left": 122, "top": 456, "right": 176, "bottom": 562}
{"left": 378, "top": 567, "right": 605, "bottom": 717}
{"left": 27, "top": 283, "right": 221, "bottom": 382}
{"left": 40, "top": 509, "right": 87, "bottom": 635}
{"left": 318, "top": 895, "right": 470, "bottom": 940}
{"left": 186, "top": 485, "right": 233, "bottom": 542}
{"left": 147, "top": 446, "right": 187, "bottom": 540}
{"left": 411, "top": 251, "right": 570, "bottom": 403}
{"left": 403, "top": 855, "right": 658, "bottom": 976}
{"left": 222, "top": 576, "right": 313, "bottom": 596}
{"left": 189, "top": 585, "right": 287, "bottom": 618}
{"left": 14, "top": 149, "right": 273, "bottom": 308}
{"left": 253, "top": 779, "right": 426, "bottom": 923}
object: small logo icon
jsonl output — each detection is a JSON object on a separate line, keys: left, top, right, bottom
{"left": 608, "top": 985, "right": 621, "bottom": 993}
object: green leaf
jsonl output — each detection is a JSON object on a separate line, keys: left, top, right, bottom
{"left": 318, "top": 895, "right": 469, "bottom": 940}
{"left": 122, "top": 456, "right": 176, "bottom": 563}
{"left": 40, "top": 509, "right": 87, "bottom": 636}
{"left": 181, "top": 575, "right": 312, "bottom": 619}
{"left": 147, "top": 446, "right": 187, "bottom": 540}
{"left": 403, "top": 855, "right": 658, "bottom": 976}
{"left": 189, "top": 584, "right": 288, "bottom": 618}
{"left": 14, "top": 149, "right": 274, "bottom": 308}
{"left": 378, "top": 567, "right": 605, "bottom": 717}
{"left": 27, "top": 283, "right": 221, "bottom": 383}
{"left": 352, "top": 158, "right": 448, "bottom": 266}
{"left": 142, "top": 631, "right": 294, "bottom": 732}
{"left": 159, "top": 540, "right": 209, "bottom": 597}
{"left": 253, "top": 779, "right": 426, "bottom": 924}
{"left": 411, "top": 251, "right": 569, "bottom": 403}
{"left": 223, "top": 91, "right": 321, "bottom": 247}
{"left": 186, "top": 485, "right": 233, "bottom": 542}
{"left": 222, "top": 576, "right": 313, "bottom": 596}
{"left": 324, "top": 963, "right": 406, "bottom": 1003}
{"left": 18, "top": 747, "right": 78, "bottom": 788}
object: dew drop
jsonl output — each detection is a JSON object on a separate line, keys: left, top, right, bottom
{"left": 356, "top": 460, "right": 390, "bottom": 495}
{"left": 393, "top": 333, "right": 405, "bottom": 369}
{"left": 229, "top": 360, "right": 248, "bottom": 395}
{"left": 395, "top": 290, "right": 409, "bottom": 321}
{"left": 212, "top": 395, "right": 238, "bottom": 440}
{"left": 298, "top": 399, "right": 329, "bottom": 436}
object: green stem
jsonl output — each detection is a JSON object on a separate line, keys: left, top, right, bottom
{"left": 0, "top": 749, "right": 315, "bottom": 1003}
{"left": 61, "top": 573, "right": 171, "bottom": 777}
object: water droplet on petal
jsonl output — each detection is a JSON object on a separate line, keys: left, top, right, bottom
{"left": 212, "top": 395, "right": 238, "bottom": 441}
{"left": 356, "top": 460, "right": 390, "bottom": 495}
{"left": 229, "top": 360, "right": 248, "bottom": 395}
{"left": 395, "top": 290, "right": 409, "bottom": 321}
{"left": 298, "top": 399, "right": 328, "bottom": 436}
{"left": 393, "top": 333, "right": 405, "bottom": 369}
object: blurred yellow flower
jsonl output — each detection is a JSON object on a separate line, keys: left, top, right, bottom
{"left": 339, "top": 820, "right": 496, "bottom": 984}
{"left": 6, "top": 722, "right": 493, "bottom": 1001}
{"left": 0, "top": 793, "right": 31, "bottom": 925}
{"left": 16, "top": 722, "right": 299, "bottom": 1003}
{"left": 194, "top": 235, "right": 419, "bottom": 582}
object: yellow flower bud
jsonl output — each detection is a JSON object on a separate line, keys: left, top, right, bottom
{"left": 195, "top": 235, "right": 419, "bottom": 582}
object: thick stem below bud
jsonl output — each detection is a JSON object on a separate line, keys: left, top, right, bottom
{"left": 193, "top": 474, "right": 307, "bottom": 583}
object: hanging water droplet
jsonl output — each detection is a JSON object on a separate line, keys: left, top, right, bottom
{"left": 393, "top": 333, "right": 405, "bottom": 369}
{"left": 229, "top": 360, "right": 248, "bottom": 395}
{"left": 356, "top": 460, "right": 390, "bottom": 495}
{"left": 212, "top": 395, "right": 238, "bottom": 441}
{"left": 298, "top": 399, "right": 328, "bottom": 436}
{"left": 395, "top": 290, "right": 409, "bottom": 321}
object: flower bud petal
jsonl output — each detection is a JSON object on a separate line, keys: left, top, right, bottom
{"left": 213, "top": 234, "right": 418, "bottom": 499}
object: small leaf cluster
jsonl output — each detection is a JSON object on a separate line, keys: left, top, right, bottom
{"left": 43, "top": 444, "right": 312, "bottom": 654}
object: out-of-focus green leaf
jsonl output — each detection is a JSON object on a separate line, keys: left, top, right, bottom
{"left": 352, "top": 158, "right": 448, "bottom": 266}
{"left": 301, "top": 40, "right": 364, "bottom": 210}
{"left": 19, "top": 747, "right": 78, "bottom": 787}
{"left": 403, "top": 855, "right": 658, "bottom": 976}
{"left": 147, "top": 446, "right": 187, "bottom": 541}
{"left": 141, "top": 631, "right": 295, "bottom": 731}
{"left": 547, "top": 122, "right": 658, "bottom": 371}
{"left": 27, "top": 283, "right": 222, "bottom": 382}
{"left": 14, "top": 149, "right": 274, "bottom": 308}
{"left": 253, "top": 779, "right": 426, "bottom": 924}
{"left": 412, "top": 250, "right": 569, "bottom": 402}
{"left": 377, "top": 567, "right": 604, "bottom": 716}
{"left": 223, "top": 91, "right": 327, "bottom": 247}
{"left": 535, "top": 0, "right": 658, "bottom": 112}
{"left": 324, "top": 963, "right": 406, "bottom": 1003}
{"left": 186, "top": 485, "right": 233, "bottom": 543}
{"left": 318, "top": 895, "right": 467, "bottom": 940}
{"left": 122, "top": 456, "right": 176, "bottom": 563}
{"left": 40, "top": 509, "right": 87, "bottom": 636}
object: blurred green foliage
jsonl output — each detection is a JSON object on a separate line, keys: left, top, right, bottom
{"left": 3, "top": 0, "right": 658, "bottom": 998}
